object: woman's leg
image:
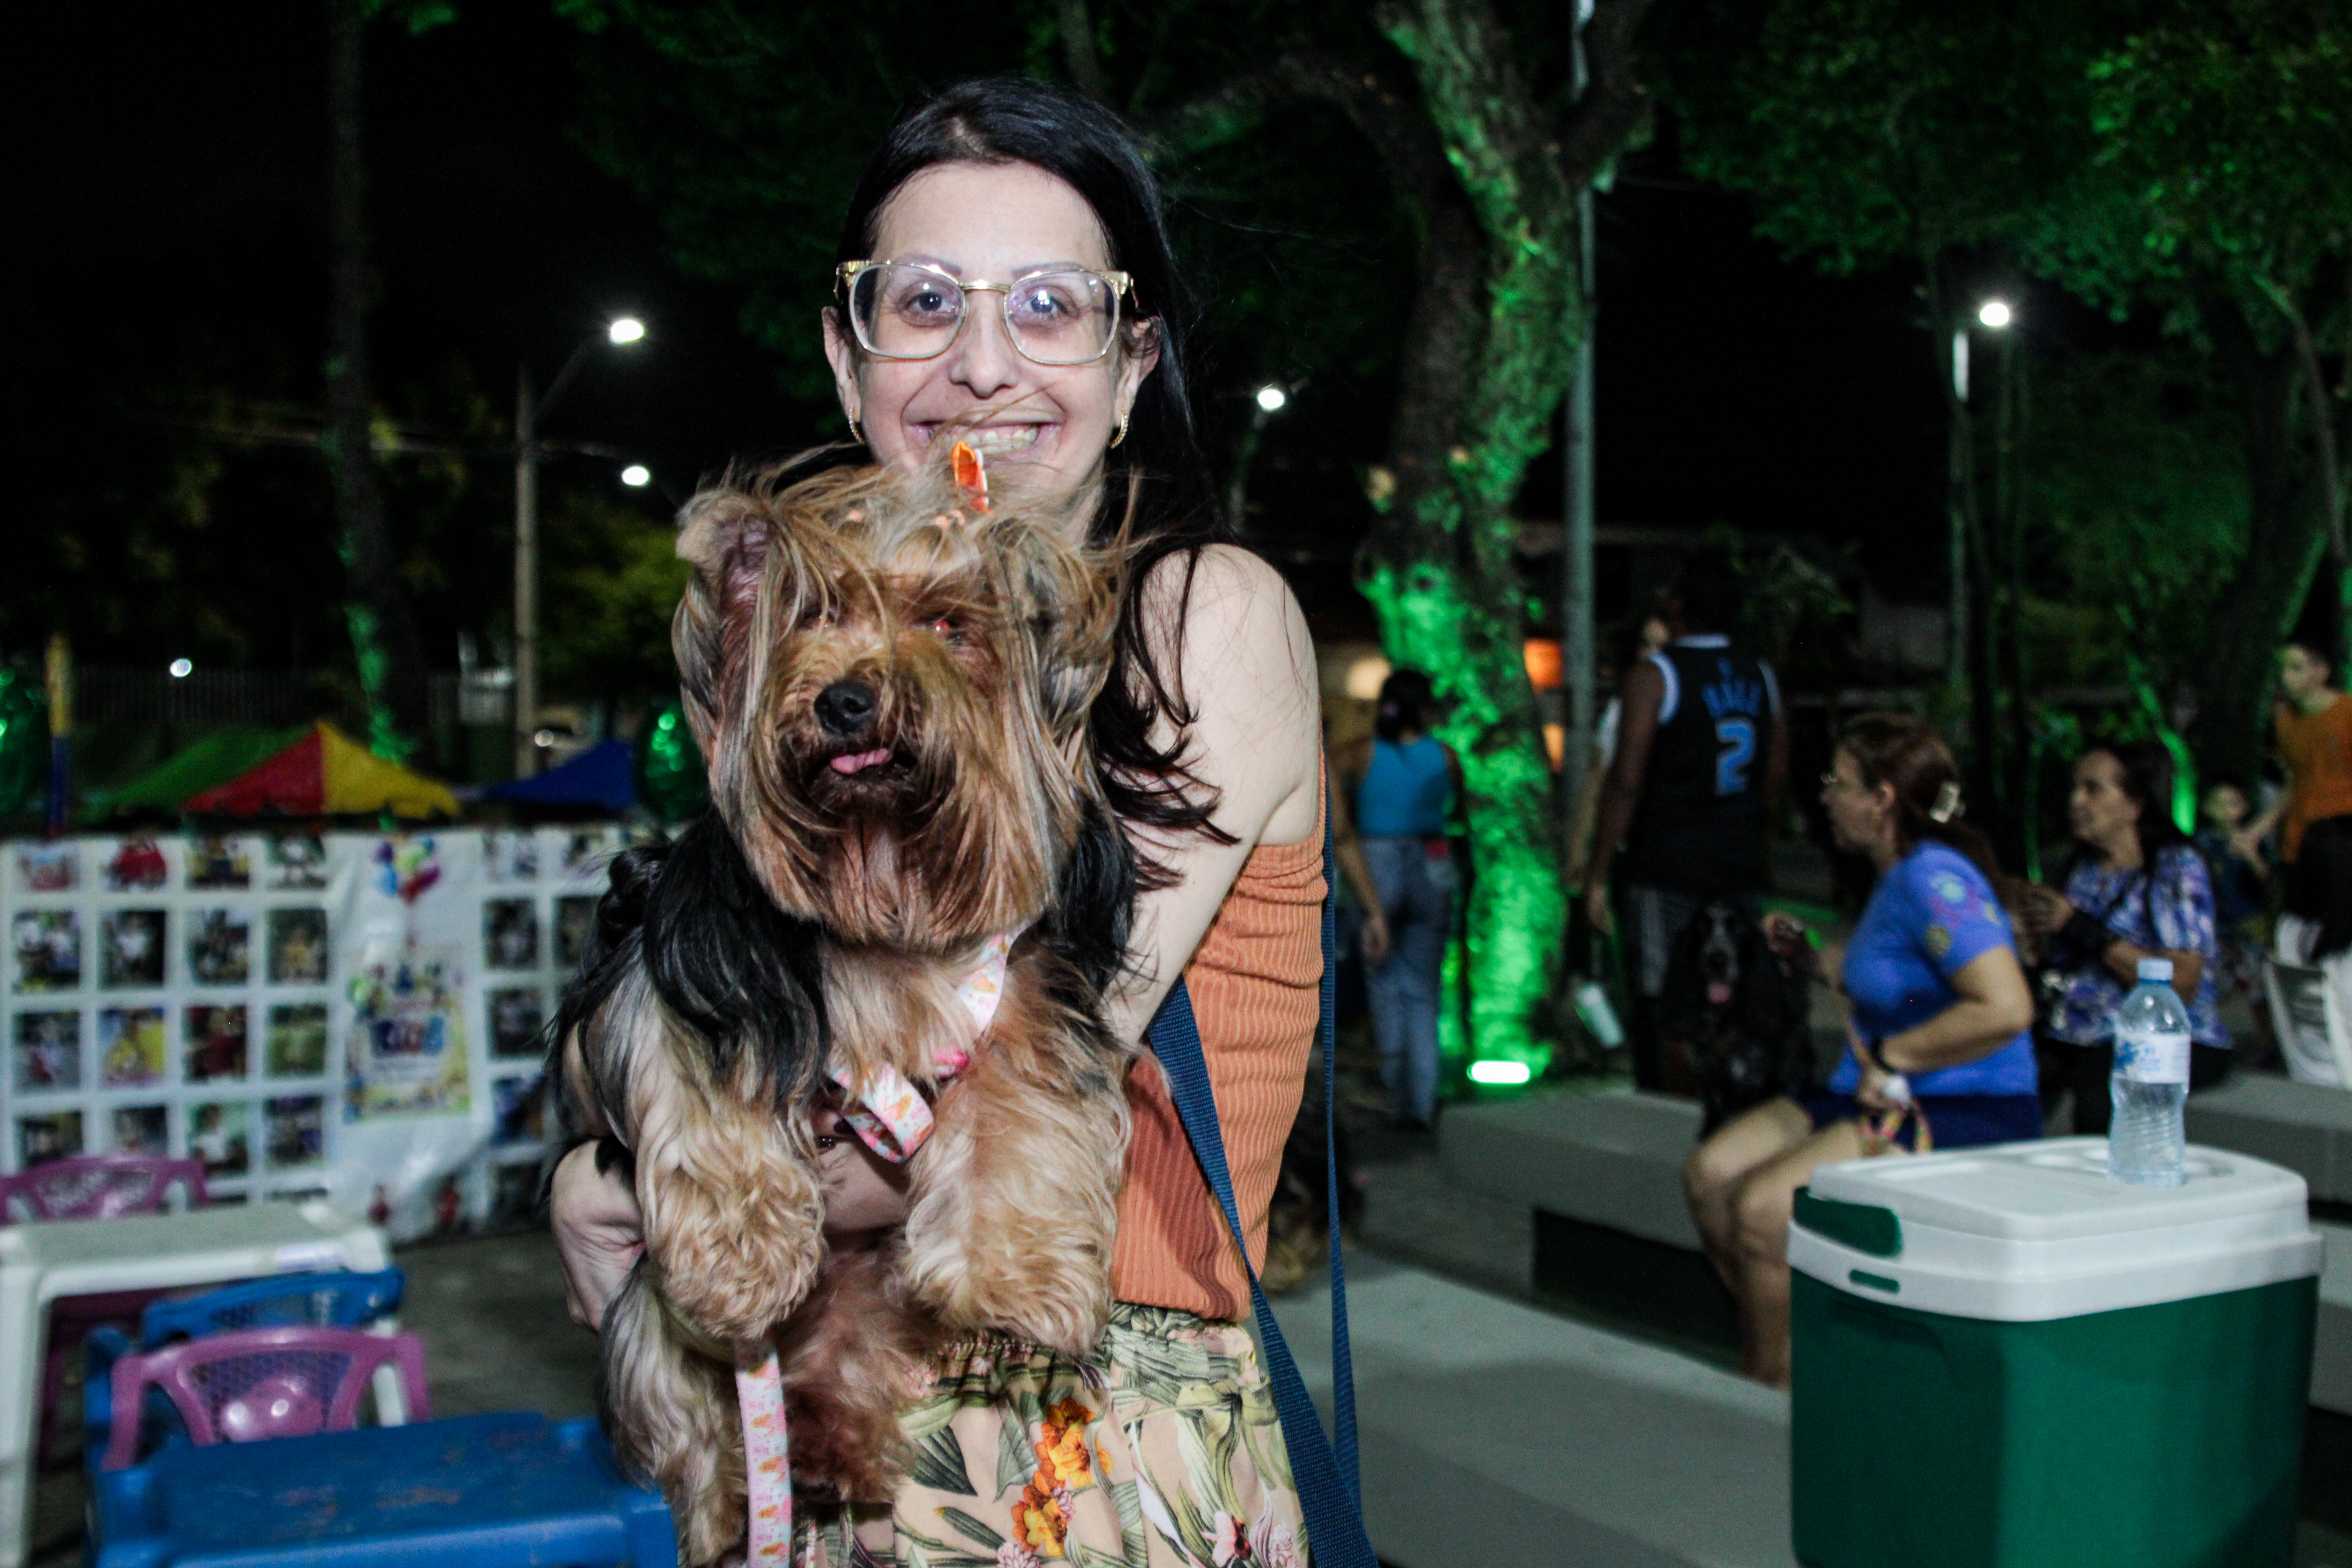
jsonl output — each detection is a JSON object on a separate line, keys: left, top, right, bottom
{"left": 1360, "top": 839, "right": 1415, "bottom": 1118}
{"left": 1726, "top": 1118, "right": 1868, "bottom": 1387}
{"left": 1685, "top": 1097, "right": 1812, "bottom": 1294}
{"left": 1393, "top": 847, "right": 1454, "bottom": 1126}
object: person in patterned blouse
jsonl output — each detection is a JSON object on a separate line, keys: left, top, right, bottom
{"left": 2020, "top": 741, "right": 2231, "bottom": 1134}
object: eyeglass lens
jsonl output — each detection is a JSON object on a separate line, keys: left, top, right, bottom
{"left": 849, "top": 265, "right": 1119, "bottom": 365}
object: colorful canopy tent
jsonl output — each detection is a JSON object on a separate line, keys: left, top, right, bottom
{"left": 80, "top": 725, "right": 309, "bottom": 824}
{"left": 480, "top": 740, "right": 637, "bottom": 814}
{"left": 182, "top": 723, "right": 460, "bottom": 819}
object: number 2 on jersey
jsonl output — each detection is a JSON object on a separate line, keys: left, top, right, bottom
{"left": 1714, "top": 718, "right": 1755, "bottom": 796}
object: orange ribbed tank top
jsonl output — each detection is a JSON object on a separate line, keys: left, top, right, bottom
{"left": 1110, "top": 788, "right": 1325, "bottom": 1321}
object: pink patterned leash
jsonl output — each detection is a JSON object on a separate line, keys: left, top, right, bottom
{"left": 738, "top": 1343, "right": 791, "bottom": 1559}
{"left": 833, "top": 926, "right": 1023, "bottom": 1162}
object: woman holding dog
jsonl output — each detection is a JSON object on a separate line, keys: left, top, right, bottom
{"left": 1683, "top": 713, "right": 2038, "bottom": 1386}
{"left": 554, "top": 78, "right": 1328, "bottom": 1566}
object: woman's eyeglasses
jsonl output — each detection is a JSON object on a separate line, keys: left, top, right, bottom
{"left": 835, "top": 260, "right": 1134, "bottom": 366}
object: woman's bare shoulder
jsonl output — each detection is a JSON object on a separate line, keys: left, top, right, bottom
{"left": 1138, "top": 543, "right": 1319, "bottom": 841}
{"left": 1139, "top": 544, "right": 1312, "bottom": 695}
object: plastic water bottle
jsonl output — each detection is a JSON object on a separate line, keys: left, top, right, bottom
{"left": 2110, "top": 957, "right": 2190, "bottom": 1186}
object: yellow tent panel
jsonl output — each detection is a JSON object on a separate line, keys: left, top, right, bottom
{"left": 319, "top": 724, "right": 461, "bottom": 819}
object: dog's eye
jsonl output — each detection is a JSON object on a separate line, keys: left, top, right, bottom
{"left": 813, "top": 1133, "right": 838, "bottom": 1152}
{"left": 929, "top": 616, "right": 960, "bottom": 639}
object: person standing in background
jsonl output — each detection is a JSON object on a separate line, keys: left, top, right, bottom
{"left": 1334, "top": 668, "right": 1462, "bottom": 1129}
{"left": 2195, "top": 778, "right": 2272, "bottom": 1054}
{"left": 2273, "top": 814, "right": 2352, "bottom": 1087}
{"left": 2238, "top": 639, "right": 2352, "bottom": 867}
{"left": 1565, "top": 612, "right": 1672, "bottom": 889}
{"left": 1585, "top": 552, "right": 1788, "bottom": 1092}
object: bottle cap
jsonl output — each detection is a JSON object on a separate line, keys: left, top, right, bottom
{"left": 2137, "top": 957, "right": 2174, "bottom": 982}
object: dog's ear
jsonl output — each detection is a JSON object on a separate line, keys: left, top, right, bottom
{"left": 674, "top": 494, "right": 784, "bottom": 772}
{"left": 677, "top": 496, "right": 776, "bottom": 619}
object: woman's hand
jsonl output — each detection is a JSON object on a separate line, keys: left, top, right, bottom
{"left": 1854, "top": 1057, "right": 1910, "bottom": 1112}
{"left": 1359, "top": 906, "right": 1392, "bottom": 969}
{"left": 2018, "top": 885, "right": 2074, "bottom": 937}
{"left": 551, "top": 1141, "right": 644, "bottom": 1332}
{"left": 814, "top": 1106, "right": 912, "bottom": 1236}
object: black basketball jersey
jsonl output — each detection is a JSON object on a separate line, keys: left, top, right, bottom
{"left": 1622, "top": 637, "right": 1778, "bottom": 896}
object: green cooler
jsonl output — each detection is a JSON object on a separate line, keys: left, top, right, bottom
{"left": 1789, "top": 1136, "right": 2323, "bottom": 1568}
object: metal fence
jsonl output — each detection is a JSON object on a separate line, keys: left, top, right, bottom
{"left": 74, "top": 667, "right": 334, "bottom": 730}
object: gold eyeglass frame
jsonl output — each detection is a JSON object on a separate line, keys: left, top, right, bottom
{"left": 835, "top": 259, "right": 1136, "bottom": 366}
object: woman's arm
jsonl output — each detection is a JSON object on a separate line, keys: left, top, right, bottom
{"left": 1875, "top": 946, "right": 2036, "bottom": 1075}
{"left": 1327, "top": 761, "right": 1391, "bottom": 967}
{"left": 2100, "top": 848, "right": 2212, "bottom": 1000}
{"left": 1106, "top": 545, "right": 1323, "bottom": 1044}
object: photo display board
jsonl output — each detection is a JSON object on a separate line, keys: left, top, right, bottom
{"left": 3, "top": 827, "right": 617, "bottom": 1241}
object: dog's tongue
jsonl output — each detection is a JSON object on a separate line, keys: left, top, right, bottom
{"left": 1706, "top": 981, "right": 1734, "bottom": 1006}
{"left": 830, "top": 748, "right": 893, "bottom": 776}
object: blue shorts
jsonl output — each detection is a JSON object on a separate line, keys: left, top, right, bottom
{"left": 1798, "top": 1091, "right": 2042, "bottom": 1151}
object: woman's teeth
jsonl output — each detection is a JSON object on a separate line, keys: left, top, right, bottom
{"left": 965, "top": 425, "right": 1043, "bottom": 455}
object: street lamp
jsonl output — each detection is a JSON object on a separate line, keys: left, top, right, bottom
{"left": 620, "top": 464, "right": 652, "bottom": 488}
{"left": 515, "top": 316, "right": 646, "bottom": 775}
{"left": 1977, "top": 299, "right": 2014, "bottom": 329}
{"left": 1226, "top": 382, "right": 1294, "bottom": 531}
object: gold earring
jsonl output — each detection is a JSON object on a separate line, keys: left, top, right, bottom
{"left": 846, "top": 407, "right": 863, "bottom": 445}
{"left": 1111, "top": 410, "right": 1130, "bottom": 449}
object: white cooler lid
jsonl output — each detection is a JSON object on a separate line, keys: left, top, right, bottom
{"left": 1790, "top": 1137, "right": 2326, "bottom": 1321}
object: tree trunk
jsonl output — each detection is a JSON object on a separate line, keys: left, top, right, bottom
{"left": 2187, "top": 308, "right": 2331, "bottom": 788}
{"left": 1153, "top": 0, "right": 1647, "bottom": 1068}
{"left": 1349, "top": 0, "right": 1641, "bottom": 1068}
{"left": 324, "top": 0, "right": 426, "bottom": 760}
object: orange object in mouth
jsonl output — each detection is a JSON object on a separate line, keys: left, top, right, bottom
{"left": 950, "top": 440, "right": 992, "bottom": 512}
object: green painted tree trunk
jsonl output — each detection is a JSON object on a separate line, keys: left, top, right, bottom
{"left": 1351, "top": 0, "right": 1643, "bottom": 1070}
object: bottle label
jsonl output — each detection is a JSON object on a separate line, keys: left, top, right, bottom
{"left": 2116, "top": 1024, "right": 2190, "bottom": 1085}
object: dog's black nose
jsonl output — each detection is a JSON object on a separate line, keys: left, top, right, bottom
{"left": 815, "top": 680, "right": 877, "bottom": 737}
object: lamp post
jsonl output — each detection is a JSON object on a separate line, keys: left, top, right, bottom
{"left": 1977, "top": 297, "right": 2038, "bottom": 872}
{"left": 1223, "top": 383, "right": 1291, "bottom": 534}
{"left": 514, "top": 316, "right": 645, "bottom": 777}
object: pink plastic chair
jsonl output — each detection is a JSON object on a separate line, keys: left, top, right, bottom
{"left": 101, "top": 1325, "right": 430, "bottom": 1470}
{"left": 0, "top": 1155, "right": 209, "bottom": 1222}
{"left": 0, "top": 1156, "right": 210, "bottom": 1466}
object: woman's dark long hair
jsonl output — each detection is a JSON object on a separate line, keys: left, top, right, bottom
{"left": 2286, "top": 814, "right": 2352, "bottom": 961}
{"left": 2086, "top": 741, "right": 2190, "bottom": 871}
{"left": 1373, "top": 669, "right": 1436, "bottom": 744}
{"left": 1839, "top": 712, "right": 2004, "bottom": 887}
{"left": 832, "top": 76, "right": 1231, "bottom": 882}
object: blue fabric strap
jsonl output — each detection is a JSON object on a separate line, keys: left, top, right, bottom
{"left": 1144, "top": 803, "right": 1374, "bottom": 1568}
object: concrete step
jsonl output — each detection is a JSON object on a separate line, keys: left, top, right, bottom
{"left": 2317, "top": 1223, "right": 2351, "bottom": 1419}
{"left": 1271, "top": 1254, "right": 1796, "bottom": 1568}
{"left": 2185, "top": 1076, "right": 2352, "bottom": 1207}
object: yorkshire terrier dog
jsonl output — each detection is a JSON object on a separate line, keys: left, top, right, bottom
{"left": 557, "top": 451, "right": 1137, "bottom": 1563}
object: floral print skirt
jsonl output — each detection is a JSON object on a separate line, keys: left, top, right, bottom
{"left": 796, "top": 1303, "right": 1308, "bottom": 1568}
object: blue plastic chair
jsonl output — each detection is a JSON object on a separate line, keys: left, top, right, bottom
{"left": 83, "top": 1269, "right": 405, "bottom": 1470}
{"left": 91, "top": 1412, "right": 675, "bottom": 1567}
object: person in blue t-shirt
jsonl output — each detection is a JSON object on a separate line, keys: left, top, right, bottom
{"left": 1685, "top": 713, "right": 2038, "bottom": 1386}
{"left": 1333, "top": 668, "right": 1464, "bottom": 1129}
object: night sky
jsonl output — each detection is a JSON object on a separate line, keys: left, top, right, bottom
{"left": 20, "top": 3, "right": 1986, "bottom": 664}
